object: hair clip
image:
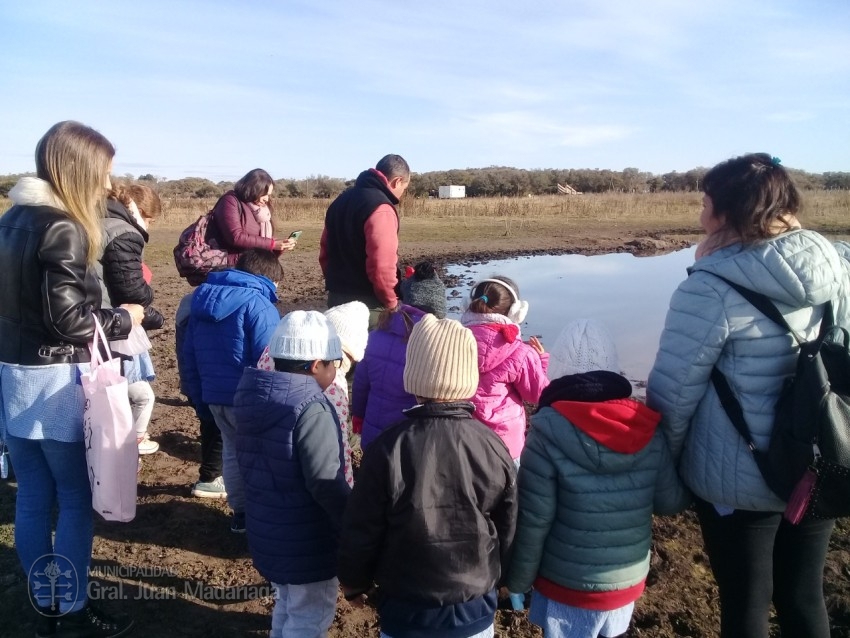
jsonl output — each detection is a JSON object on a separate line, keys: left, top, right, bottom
{"left": 771, "top": 156, "right": 782, "bottom": 166}
{"left": 478, "top": 295, "right": 489, "bottom": 304}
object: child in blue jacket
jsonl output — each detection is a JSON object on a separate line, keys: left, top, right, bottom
{"left": 181, "top": 249, "right": 282, "bottom": 533}
{"left": 233, "top": 311, "right": 351, "bottom": 638}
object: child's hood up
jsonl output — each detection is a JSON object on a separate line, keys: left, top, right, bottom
{"left": 191, "top": 269, "right": 278, "bottom": 322}
{"left": 536, "top": 371, "right": 661, "bottom": 473}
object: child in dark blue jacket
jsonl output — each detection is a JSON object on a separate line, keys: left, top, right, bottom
{"left": 233, "top": 310, "right": 351, "bottom": 638}
{"left": 181, "top": 249, "right": 282, "bottom": 533}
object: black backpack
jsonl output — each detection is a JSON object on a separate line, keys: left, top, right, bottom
{"left": 709, "top": 275, "right": 850, "bottom": 522}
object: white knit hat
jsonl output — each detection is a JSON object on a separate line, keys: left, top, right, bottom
{"left": 403, "top": 314, "right": 479, "bottom": 401}
{"left": 268, "top": 310, "right": 343, "bottom": 361}
{"left": 548, "top": 318, "right": 620, "bottom": 380}
{"left": 324, "top": 301, "right": 370, "bottom": 362}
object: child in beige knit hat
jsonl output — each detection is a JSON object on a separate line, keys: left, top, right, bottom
{"left": 339, "top": 314, "right": 517, "bottom": 638}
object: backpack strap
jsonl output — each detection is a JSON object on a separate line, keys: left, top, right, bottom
{"left": 710, "top": 367, "right": 758, "bottom": 451}
{"left": 818, "top": 301, "right": 835, "bottom": 339}
{"left": 708, "top": 273, "right": 842, "bottom": 347}
{"left": 707, "top": 274, "right": 797, "bottom": 334}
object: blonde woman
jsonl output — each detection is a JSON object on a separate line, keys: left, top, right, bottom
{"left": 0, "top": 121, "right": 143, "bottom": 637}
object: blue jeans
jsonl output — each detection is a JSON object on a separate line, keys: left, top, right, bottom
{"left": 6, "top": 435, "right": 93, "bottom": 613}
{"left": 209, "top": 405, "right": 245, "bottom": 514}
{"left": 270, "top": 578, "right": 338, "bottom": 638}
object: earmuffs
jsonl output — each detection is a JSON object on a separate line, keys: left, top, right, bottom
{"left": 470, "top": 278, "right": 529, "bottom": 324}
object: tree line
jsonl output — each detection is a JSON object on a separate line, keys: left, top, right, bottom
{"left": 2, "top": 166, "right": 849, "bottom": 200}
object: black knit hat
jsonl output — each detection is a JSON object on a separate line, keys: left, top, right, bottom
{"left": 401, "top": 262, "right": 447, "bottom": 319}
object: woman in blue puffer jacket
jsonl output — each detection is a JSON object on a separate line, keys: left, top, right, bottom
{"left": 647, "top": 153, "right": 850, "bottom": 638}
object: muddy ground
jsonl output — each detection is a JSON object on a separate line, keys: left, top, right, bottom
{"left": 1, "top": 217, "right": 848, "bottom": 638}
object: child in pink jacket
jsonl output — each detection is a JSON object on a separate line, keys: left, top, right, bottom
{"left": 460, "top": 276, "right": 549, "bottom": 463}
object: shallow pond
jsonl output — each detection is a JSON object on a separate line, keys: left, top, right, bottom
{"left": 445, "top": 247, "right": 698, "bottom": 387}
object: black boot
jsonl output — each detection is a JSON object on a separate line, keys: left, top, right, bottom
{"left": 54, "top": 603, "right": 133, "bottom": 638}
{"left": 34, "top": 606, "right": 58, "bottom": 638}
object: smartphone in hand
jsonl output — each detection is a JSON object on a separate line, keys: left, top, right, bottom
{"left": 288, "top": 230, "right": 302, "bottom": 240}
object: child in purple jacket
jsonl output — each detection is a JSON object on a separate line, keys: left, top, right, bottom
{"left": 352, "top": 262, "right": 446, "bottom": 449}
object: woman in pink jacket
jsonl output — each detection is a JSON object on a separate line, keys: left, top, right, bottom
{"left": 460, "top": 276, "right": 549, "bottom": 463}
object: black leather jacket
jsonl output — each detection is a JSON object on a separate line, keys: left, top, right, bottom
{"left": 0, "top": 204, "right": 131, "bottom": 365}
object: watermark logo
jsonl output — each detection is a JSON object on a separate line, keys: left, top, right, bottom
{"left": 28, "top": 553, "right": 79, "bottom": 616}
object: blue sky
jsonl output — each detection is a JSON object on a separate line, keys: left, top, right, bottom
{"left": 1, "top": 0, "right": 848, "bottom": 181}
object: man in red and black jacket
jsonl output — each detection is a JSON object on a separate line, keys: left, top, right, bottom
{"left": 320, "top": 154, "right": 410, "bottom": 328}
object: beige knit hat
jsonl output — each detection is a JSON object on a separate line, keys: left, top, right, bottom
{"left": 403, "top": 314, "right": 479, "bottom": 401}
{"left": 324, "top": 301, "right": 370, "bottom": 361}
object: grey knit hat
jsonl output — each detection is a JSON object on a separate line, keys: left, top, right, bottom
{"left": 268, "top": 310, "right": 343, "bottom": 361}
{"left": 401, "top": 262, "right": 447, "bottom": 319}
{"left": 548, "top": 318, "right": 620, "bottom": 380}
{"left": 403, "top": 314, "right": 478, "bottom": 400}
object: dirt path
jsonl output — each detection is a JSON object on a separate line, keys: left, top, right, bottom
{"left": 1, "top": 219, "right": 848, "bottom": 638}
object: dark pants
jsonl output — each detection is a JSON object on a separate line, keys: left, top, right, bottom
{"left": 196, "top": 403, "right": 222, "bottom": 483}
{"left": 694, "top": 498, "right": 834, "bottom": 638}
{"left": 327, "top": 291, "right": 385, "bottom": 330}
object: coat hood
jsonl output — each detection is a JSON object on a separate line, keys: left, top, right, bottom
{"left": 690, "top": 229, "right": 845, "bottom": 308}
{"left": 461, "top": 312, "right": 523, "bottom": 374}
{"left": 106, "top": 199, "right": 149, "bottom": 242}
{"left": 835, "top": 240, "right": 850, "bottom": 263}
{"left": 191, "top": 269, "right": 278, "bottom": 322}
{"left": 536, "top": 370, "right": 661, "bottom": 470}
{"left": 236, "top": 367, "right": 325, "bottom": 436}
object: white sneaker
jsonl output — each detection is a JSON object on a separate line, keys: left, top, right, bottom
{"left": 137, "top": 433, "right": 160, "bottom": 455}
{"left": 192, "top": 476, "right": 227, "bottom": 499}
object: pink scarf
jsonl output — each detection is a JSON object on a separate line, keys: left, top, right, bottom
{"left": 250, "top": 204, "right": 273, "bottom": 239}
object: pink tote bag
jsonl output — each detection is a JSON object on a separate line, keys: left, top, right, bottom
{"left": 80, "top": 315, "right": 138, "bottom": 522}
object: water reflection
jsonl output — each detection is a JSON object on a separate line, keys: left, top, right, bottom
{"left": 445, "top": 247, "right": 698, "bottom": 386}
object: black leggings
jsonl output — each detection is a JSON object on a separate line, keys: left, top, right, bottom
{"left": 197, "top": 406, "right": 222, "bottom": 483}
{"left": 694, "top": 498, "right": 834, "bottom": 638}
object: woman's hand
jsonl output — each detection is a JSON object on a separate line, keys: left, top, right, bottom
{"left": 120, "top": 303, "right": 145, "bottom": 327}
{"left": 527, "top": 335, "right": 545, "bottom": 354}
{"left": 273, "top": 238, "right": 296, "bottom": 252}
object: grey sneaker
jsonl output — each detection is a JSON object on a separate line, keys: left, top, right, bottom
{"left": 191, "top": 476, "right": 227, "bottom": 499}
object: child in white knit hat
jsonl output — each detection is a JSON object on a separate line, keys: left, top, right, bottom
{"left": 256, "top": 301, "right": 369, "bottom": 486}
{"left": 233, "top": 310, "right": 351, "bottom": 638}
{"left": 339, "top": 314, "right": 517, "bottom": 638}
{"left": 505, "top": 318, "right": 688, "bottom": 638}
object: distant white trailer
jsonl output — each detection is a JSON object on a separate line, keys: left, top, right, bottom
{"left": 438, "top": 185, "right": 466, "bottom": 199}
